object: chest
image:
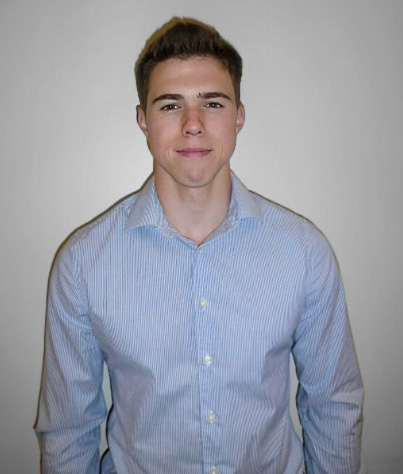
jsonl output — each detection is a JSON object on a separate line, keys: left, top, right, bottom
{"left": 84, "top": 230, "right": 306, "bottom": 374}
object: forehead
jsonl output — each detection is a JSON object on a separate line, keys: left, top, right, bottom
{"left": 148, "top": 56, "right": 235, "bottom": 99}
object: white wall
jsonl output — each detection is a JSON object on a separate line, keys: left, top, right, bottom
{"left": 1, "top": 1, "right": 402, "bottom": 472}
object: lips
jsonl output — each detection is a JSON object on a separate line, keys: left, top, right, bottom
{"left": 176, "top": 148, "right": 212, "bottom": 158}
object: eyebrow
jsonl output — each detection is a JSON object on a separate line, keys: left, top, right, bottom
{"left": 197, "top": 92, "right": 232, "bottom": 101}
{"left": 152, "top": 94, "right": 183, "bottom": 104}
{"left": 152, "top": 92, "right": 232, "bottom": 105}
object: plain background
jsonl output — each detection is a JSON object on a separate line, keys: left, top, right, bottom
{"left": 1, "top": 0, "right": 402, "bottom": 472}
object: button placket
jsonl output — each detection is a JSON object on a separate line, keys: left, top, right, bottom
{"left": 192, "top": 244, "right": 221, "bottom": 469}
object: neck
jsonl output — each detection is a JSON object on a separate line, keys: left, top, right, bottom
{"left": 155, "top": 168, "right": 232, "bottom": 246}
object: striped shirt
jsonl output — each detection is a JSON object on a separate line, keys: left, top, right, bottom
{"left": 35, "top": 172, "right": 364, "bottom": 473}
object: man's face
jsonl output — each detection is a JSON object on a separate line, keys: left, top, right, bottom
{"left": 137, "top": 56, "right": 245, "bottom": 190}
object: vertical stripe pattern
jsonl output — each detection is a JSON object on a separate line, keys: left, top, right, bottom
{"left": 35, "top": 172, "right": 364, "bottom": 474}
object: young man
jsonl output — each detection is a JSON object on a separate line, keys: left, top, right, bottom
{"left": 35, "top": 18, "right": 364, "bottom": 474}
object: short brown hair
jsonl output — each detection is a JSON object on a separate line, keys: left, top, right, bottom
{"left": 135, "top": 17, "right": 243, "bottom": 109}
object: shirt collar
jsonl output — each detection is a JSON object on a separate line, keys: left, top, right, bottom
{"left": 229, "top": 171, "right": 262, "bottom": 223}
{"left": 125, "top": 175, "right": 168, "bottom": 232}
{"left": 125, "top": 171, "right": 262, "bottom": 234}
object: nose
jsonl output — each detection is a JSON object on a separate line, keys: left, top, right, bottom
{"left": 182, "top": 108, "right": 205, "bottom": 137}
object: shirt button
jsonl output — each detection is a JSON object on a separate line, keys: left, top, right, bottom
{"left": 197, "top": 247, "right": 204, "bottom": 255}
{"left": 207, "top": 411, "right": 217, "bottom": 424}
{"left": 199, "top": 298, "right": 207, "bottom": 309}
{"left": 210, "top": 468, "right": 219, "bottom": 474}
{"left": 203, "top": 354, "right": 213, "bottom": 366}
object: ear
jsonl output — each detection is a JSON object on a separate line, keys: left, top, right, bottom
{"left": 236, "top": 103, "right": 245, "bottom": 134}
{"left": 137, "top": 105, "right": 148, "bottom": 138}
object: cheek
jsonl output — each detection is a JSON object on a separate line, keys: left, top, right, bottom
{"left": 147, "top": 122, "right": 165, "bottom": 144}
{"left": 149, "top": 119, "right": 176, "bottom": 142}
{"left": 147, "top": 126, "right": 176, "bottom": 159}
{"left": 213, "top": 121, "right": 238, "bottom": 149}
{"left": 210, "top": 113, "right": 238, "bottom": 135}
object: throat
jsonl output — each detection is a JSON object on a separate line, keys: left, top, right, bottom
{"left": 155, "top": 173, "right": 232, "bottom": 245}
{"left": 167, "top": 195, "right": 229, "bottom": 245}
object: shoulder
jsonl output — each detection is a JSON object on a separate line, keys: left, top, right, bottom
{"left": 250, "top": 191, "right": 331, "bottom": 255}
{"left": 249, "top": 191, "right": 342, "bottom": 294}
{"left": 55, "top": 192, "right": 139, "bottom": 266}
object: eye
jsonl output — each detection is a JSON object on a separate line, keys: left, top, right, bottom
{"left": 205, "top": 102, "right": 223, "bottom": 109}
{"left": 160, "top": 103, "right": 180, "bottom": 111}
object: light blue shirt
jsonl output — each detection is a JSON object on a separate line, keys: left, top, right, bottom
{"left": 35, "top": 173, "right": 364, "bottom": 473}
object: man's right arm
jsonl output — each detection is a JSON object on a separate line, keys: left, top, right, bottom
{"left": 35, "top": 239, "right": 106, "bottom": 473}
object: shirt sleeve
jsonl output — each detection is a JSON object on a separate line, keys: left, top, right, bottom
{"left": 292, "top": 223, "right": 365, "bottom": 474}
{"left": 34, "top": 238, "right": 107, "bottom": 473}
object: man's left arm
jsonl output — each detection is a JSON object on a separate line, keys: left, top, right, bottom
{"left": 292, "top": 224, "right": 365, "bottom": 474}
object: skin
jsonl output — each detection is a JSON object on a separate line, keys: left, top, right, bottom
{"left": 137, "top": 56, "right": 245, "bottom": 244}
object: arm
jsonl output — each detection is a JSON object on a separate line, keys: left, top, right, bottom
{"left": 35, "top": 239, "right": 106, "bottom": 473}
{"left": 292, "top": 225, "right": 365, "bottom": 474}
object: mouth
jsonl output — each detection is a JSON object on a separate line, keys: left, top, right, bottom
{"left": 176, "top": 148, "right": 212, "bottom": 159}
